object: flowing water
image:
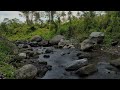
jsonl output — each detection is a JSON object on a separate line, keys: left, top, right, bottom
{"left": 33, "top": 47, "right": 120, "bottom": 79}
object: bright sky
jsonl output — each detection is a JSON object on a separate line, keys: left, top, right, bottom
{"left": 0, "top": 11, "right": 105, "bottom": 22}
{"left": 0, "top": 11, "right": 25, "bottom": 22}
{"left": 0, "top": 11, "right": 78, "bottom": 22}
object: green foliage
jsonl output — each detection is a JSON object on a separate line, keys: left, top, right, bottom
{"left": 1, "top": 11, "right": 120, "bottom": 47}
{"left": 6, "top": 24, "right": 55, "bottom": 41}
{"left": 0, "top": 61, "right": 16, "bottom": 79}
{"left": 0, "top": 39, "right": 16, "bottom": 79}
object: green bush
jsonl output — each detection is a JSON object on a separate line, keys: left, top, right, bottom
{"left": 0, "top": 39, "right": 16, "bottom": 79}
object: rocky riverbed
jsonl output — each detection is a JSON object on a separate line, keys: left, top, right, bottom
{"left": 11, "top": 33, "right": 120, "bottom": 79}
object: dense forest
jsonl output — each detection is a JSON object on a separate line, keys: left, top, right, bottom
{"left": 1, "top": 11, "right": 120, "bottom": 79}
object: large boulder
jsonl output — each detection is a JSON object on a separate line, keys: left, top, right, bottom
{"left": 65, "top": 58, "right": 88, "bottom": 71}
{"left": 49, "top": 35, "right": 65, "bottom": 45}
{"left": 89, "top": 32, "right": 104, "bottom": 38}
{"left": 80, "top": 32, "right": 105, "bottom": 51}
{"left": 89, "top": 32, "right": 104, "bottom": 44}
{"left": 15, "top": 64, "right": 38, "bottom": 79}
{"left": 58, "top": 39, "right": 71, "bottom": 48}
{"left": 75, "top": 64, "right": 98, "bottom": 76}
{"left": 38, "top": 40, "right": 49, "bottom": 47}
{"left": 30, "top": 35, "right": 42, "bottom": 42}
{"left": 77, "top": 52, "right": 92, "bottom": 59}
{"left": 110, "top": 58, "right": 120, "bottom": 68}
{"left": 80, "top": 39, "right": 95, "bottom": 51}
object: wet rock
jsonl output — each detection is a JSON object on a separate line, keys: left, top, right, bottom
{"left": 38, "top": 40, "right": 49, "bottom": 47}
{"left": 84, "top": 62, "right": 120, "bottom": 79}
{"left": 37, "top": 66, "right": 48, "bottom": 78}
{"left": 67, "top": 45, "right": 75, "bottom": 49}
{"left": 32, "top": 55, "right": 39, "bottom": 59}
{"left": 45, "top": 48, "right": 53, "bottom": 53}
{"left": 110, "top": 58, "right": 120, "bottom": 68}
{"left": 25, "top": 51, "right": 34, "bottom": 57}
{"left": 97, "top": 62, "right": 119, "bottom": 74}
{"left": 78, "top": 52, "right": 92, "bottom": 59}
{"left": 81, "top": 32, "right": 104, "bottom": 51}
{"left": 111, "top": 41, "right": 119, "bottom": 46}
{"left": 89, "top": 32, "right": 104, "bottom": 44}
{"left": 39, "top": 61, "right": 47, "bottom": 65}
{"left": 58, "top": 39, "right": 70, "bottom": 48}
{"left": 18, "top": 44, "right": 28, "bottom": 48}
{"left": 47, "top": 65, "right": 52, "bottom": 70}
{"left": 75, "top": 64, "right": 98, "bottom": 76}
{"left": 63, "top": 46, "right": 68, "bottom": 49}
{"left": 24, "top": 50, "right": 40, "bottom": 59}
{"left": 80, "top": 39, "right": 95, "bottom": 51}
{"left": 89, "top": 32, "right": 104, "bottom": 38}
{"left": 63, "top": 45, "right": 75, "bottom": 49}
{"left": 43, "top": 55, "right": 50, "bottom": 58}
{"left": 37, "top": 48, "right": 45, "bottom": 54}
{"left": 31, "top": 35, "right": 42, "bottom": 42}
{"left": 49, "top": 35, "right": 65, "bottom": 45}
{"left": 65, "top": 58, "right": 88, "bottom": 71}
{"left": 15, "top": 64, "right": 38, "bottom": 79}
{"left": 76, "top": 52, "right": 82, "bottom": 56}
{"left": 18, "top": 53, "right": 26, "bottom": 59}
{"left": 28, "top": 42, "right": 38, "bottom": 47}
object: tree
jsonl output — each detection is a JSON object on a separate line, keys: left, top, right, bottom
{"left": 68, "top": 11, "right": 72, "bottom": 22}
{"left": 34, "top": 12, "right": 40, "bottom": 23}
{"left": 77, "top": 11, "right": 81, "bottom": 18}
{"left": 55, "top": 11, "right": 61, "bottom": 30}
{"left": 67, "top": 11, "right": 73, "bottom": 38}
{"left": 19, "top": 11, "right": 30, "bottom": 25}
{"left": 19, "top": 11, "right": 38, "bottom": 25}
{"left": 29, "top": 11, "right": 36, "bottom": 24}
{"left": 82, "top": 11, "right": 96, "bottom": 31}
{"left": 61, "top": 11, "right": 66, "bottom": 22}
{"left": 45, "top": 11, "right": 56, "bottom": 24}
{"left": 105, "top": 11, "right": 120, "bottom": 33}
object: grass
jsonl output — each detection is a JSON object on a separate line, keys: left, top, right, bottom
{"left": 8, "top": 28, "right": 55, "bottom": 41}
{"left": 0, "top": 61, "right": 16, "bottom": 79}
{"left": 0, "top": 39, "right": 16, "bottom": 79}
